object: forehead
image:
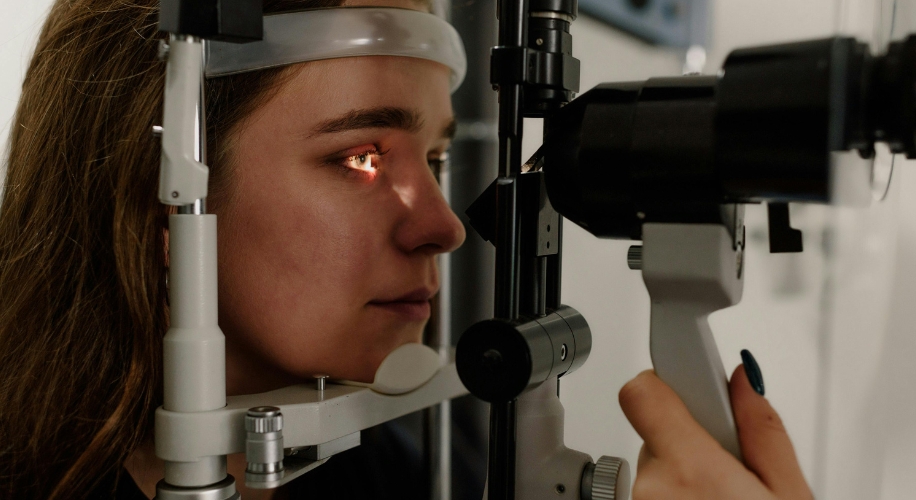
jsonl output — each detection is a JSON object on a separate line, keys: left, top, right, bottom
{"left": 271, "top": 55, "right": 453, "bottom": 132}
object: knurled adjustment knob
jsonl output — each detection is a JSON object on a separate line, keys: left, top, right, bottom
{"left": 245, "top": 406, "right": 284, "bottom": 477}
{"left": 246, "top": 406, "right": 283, "bottom": 433}
{"left": 587, "top": 455, "right": 630, "bottom": 500}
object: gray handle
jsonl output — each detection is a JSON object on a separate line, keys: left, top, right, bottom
{"left": 641, "top": 223, "right": 744, "bottom": 459}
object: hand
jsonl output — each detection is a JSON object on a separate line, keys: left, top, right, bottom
{"left": 618, "top": 363, "right": 813, "bottom": 500}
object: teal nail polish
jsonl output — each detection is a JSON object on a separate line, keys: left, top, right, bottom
{"left": 741, "top": 349, "right": 765, "bottom": 396}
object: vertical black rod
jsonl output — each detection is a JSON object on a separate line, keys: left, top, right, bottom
{"left": 543, "top": 121, "right": 563, "bottom": 311}
{"left": 546, "top": 217, "right": 563, "bottom": 310}
{"left": 494, "top": 179, "right": 520, "bottom": 320}
{"left": 488, "top": 400, "right": 517, "bottom": 500}
{"left": 489, "top": 0, "right": 528, "bottom": 498}
{"left": 535, "top": 257, "right": 548, "bottom": 315}
{"left": 495, "top": 0, "right": 528, "bottom": 176}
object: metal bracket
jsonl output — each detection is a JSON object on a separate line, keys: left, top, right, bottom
{"left": 466, "top": 171, "right": 559, "bottom": 257}
{"left": 767, "top": 202, "right": 803, "bottom": 253}
{"left": 159, "top": 0, "right": 263, "bottom": 42}
{"left": 288, "top": 432, "right": 361, "bottom": 461}
{"left": 245, "top": 456, "right": 329, "bottom": 490}
{"left": 156, "top": 364, "right": 466, "bottom": 463}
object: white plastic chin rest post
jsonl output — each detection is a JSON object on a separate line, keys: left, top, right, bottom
{"left": 640, "top": 223, "right": 744, "bottom": 459}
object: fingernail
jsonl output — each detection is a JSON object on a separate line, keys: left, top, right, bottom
{"left": 741, "top": 349, "right": 765, "bottom": 396}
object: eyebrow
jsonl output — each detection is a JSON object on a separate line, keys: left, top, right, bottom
{"left": 309, "top": 106, "right": 457, "bottom": 141}
{"left": 311, "top": 106, "right": 423, "bottom": 137}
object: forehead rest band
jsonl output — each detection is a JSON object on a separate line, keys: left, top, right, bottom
{"left": 205, "top": 7, "right": 467, "bottom": 93}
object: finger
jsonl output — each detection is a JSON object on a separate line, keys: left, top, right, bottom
{"left": 730, "top": 362, "right": 812, "bottom": 499}
{"left": 619, "top": 370, "right": 721, "bottom": 459}
{"left": 632, "top": 428, "right": 772, "bottom": 500}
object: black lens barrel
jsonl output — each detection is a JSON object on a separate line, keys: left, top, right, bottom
{"left": 543, "top": 35, "right": 916, "bottom": 240}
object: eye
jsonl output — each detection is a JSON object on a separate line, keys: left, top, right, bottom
{"left": 329, "top": 146, "right": 388, "bottom": 179}
{"left": 344, "top": 151, "right": 378, "bottom": 172}
{"left": 427, "top": 152, "right": 449, "bottom": 179}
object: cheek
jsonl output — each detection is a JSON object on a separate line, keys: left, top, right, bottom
{"left": 222, "top": 188, "right": 385, "bottom": 308}
{"left": 215, "top": 169, "right": 416, "bottom": 383}
{"left": 282, "top": 201, "right": 378, "bottom": 286}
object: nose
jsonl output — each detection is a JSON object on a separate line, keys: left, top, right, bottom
{"left": 392, "top": 160, "right": 466, "bottom": 255}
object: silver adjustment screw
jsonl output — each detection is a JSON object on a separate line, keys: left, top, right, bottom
{"left": 314, "top": 374, "right": 329, "bottom": 391}
{"left": 245, "top": 407, "right": 284, "bottom": 478}
{"left": 627, "top": 245, "right": 643, "bottom": 270}
{"left": 584, "top": 456, "right": 630, "bottom": 500}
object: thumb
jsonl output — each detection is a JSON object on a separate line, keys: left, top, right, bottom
{"left": 730, "top": 351, "right": 811, "bottom": 499}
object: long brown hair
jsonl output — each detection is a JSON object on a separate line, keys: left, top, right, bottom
{"left": 0, "top": 1, "right": 342, "bottom": 498}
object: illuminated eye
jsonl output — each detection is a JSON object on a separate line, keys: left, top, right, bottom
{"left": 345, "top": 152, "right": 376, "bottom": 172}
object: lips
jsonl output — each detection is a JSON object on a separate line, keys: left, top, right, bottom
{"left": 368, "top": 287, "right": 435, "bottom": 321}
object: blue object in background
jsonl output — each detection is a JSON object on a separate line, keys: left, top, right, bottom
{"left": 577, "top": 0, "right": 709, "bottom": 48}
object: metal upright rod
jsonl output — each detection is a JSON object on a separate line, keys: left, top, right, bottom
{"left": 544, "top": 123, "right": 562, "bottom": 311}
{"left": 493, "top": 178, "right": 519, "bottom": 320}
{"left": 178, "top": 37, "right": 207, "bottom": 216}
{"left": 493, "top": 0, "right": 528, "bottom": 320}
{"left": 489, "top": 0, "right": 529, "bottom": 497}
{"left": 428, "top": 165, "right": 455, "bottom": 500}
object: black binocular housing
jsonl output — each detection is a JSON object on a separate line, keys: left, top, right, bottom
{"left": 544, "top": 35, "right": 916, "bottom": 240}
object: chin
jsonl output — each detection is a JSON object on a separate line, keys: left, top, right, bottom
{"left": 297, "top": 323, "right": 426, "bottom": 384}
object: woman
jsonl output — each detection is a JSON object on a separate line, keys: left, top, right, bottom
{"left": 0, "top": 0, "right": 463, "bottom": 497}
{"left": 0, "top": 0, "right": 812, "bottom": 499}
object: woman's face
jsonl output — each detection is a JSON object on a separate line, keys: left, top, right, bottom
{"left": 215, "top": 17, "right": 465, "bottom": 394}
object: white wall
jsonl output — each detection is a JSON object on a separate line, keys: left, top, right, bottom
{"left": 3, "top": 1, "right": 915, "bottom": 499}
{"left": 0, "top": 2, "right": 53, "bottom": 171}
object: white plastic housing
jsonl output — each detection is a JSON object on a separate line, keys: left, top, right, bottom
{"left": 164, "top": 215, "right": 225, "bottom": 412}
{"left": 641, "top": 223, "right": 743, "bottom": 459}
{"left": 162, "top": 214, "right": 227, "bottom": 486}
{"left": 159, "top": 37, "right": 209, "bottom": 205}
{"left": 515, "top": 379, "right": 593, "bottom": 500}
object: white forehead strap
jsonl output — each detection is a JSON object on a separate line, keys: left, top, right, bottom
{"left": 205, "top": 7, "right": 467, "bottom": 93}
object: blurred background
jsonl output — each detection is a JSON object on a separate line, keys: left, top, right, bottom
{"left": 3, "top": 0, "right": 916, "bottom": 499}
